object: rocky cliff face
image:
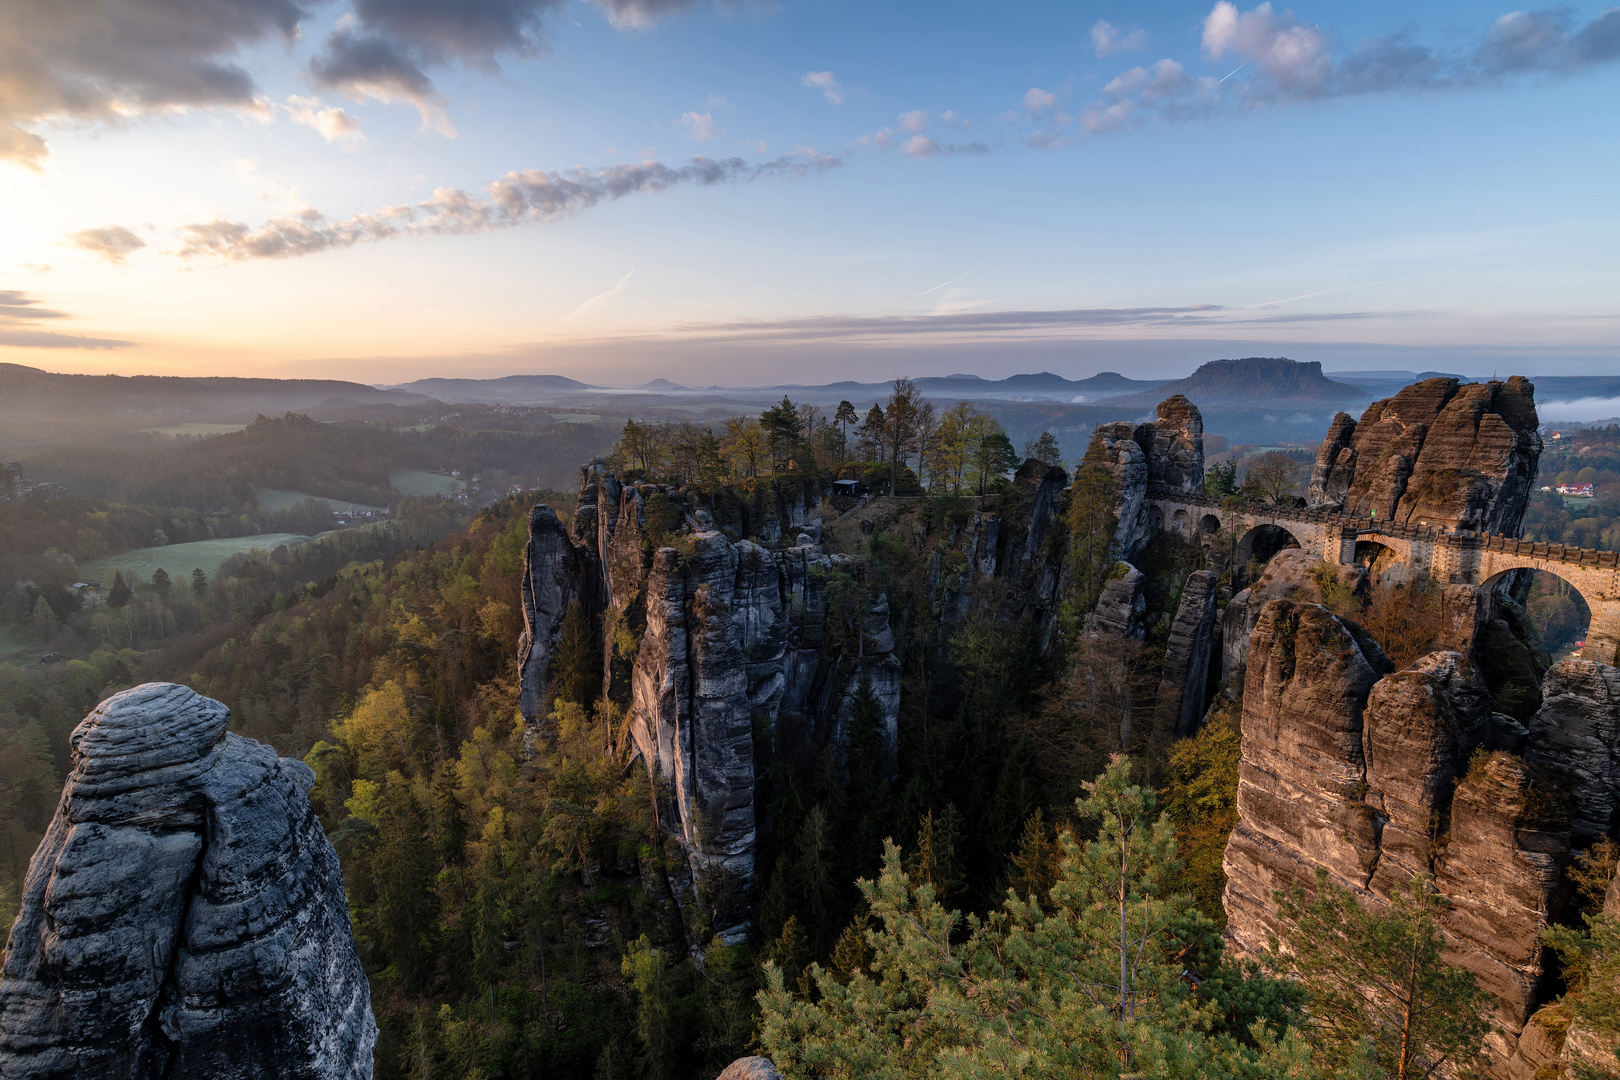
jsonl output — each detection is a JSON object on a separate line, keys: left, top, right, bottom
{"left": 1527, "top": 659, "right": 1620, "bottom": 844}
{"left": 518, "top": 504, "right": 597, "bottom": 751}
{"left": 1221, "top": 595, "right": 1577, "bottom": 1070}
{"left": 0, "top": 683, "right": 374, "bottom": 1080}
{"left": 1217, "top": 549, "right": 1365, "bottom": 687}
{"left": 1095, "top": 396, "right": 1206, "bottom": 557}
{"left": 1154, "top": 569, "right": 1217, "bottom": 737}
{"left": 1307, "top": 376, "right": 1542, "bottom": 532}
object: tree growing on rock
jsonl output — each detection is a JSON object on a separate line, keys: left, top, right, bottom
{"left": 1271, "top": 870, "right": 1489, "bottom": 1080}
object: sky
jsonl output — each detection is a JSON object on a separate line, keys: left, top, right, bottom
{"left": 2, "top": 0, "right": 1618, "bottom": 386}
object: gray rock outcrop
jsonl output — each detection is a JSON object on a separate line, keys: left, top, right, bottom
{"left": 1095, "top": 422, "right": 1149, "bottom": 557}
{"left": 0, "top": 683, "right": 374, "bottom": 1080}
{"left": 1307, "top": 377, "right": 1541, "bottom": 532}
{"left": 518, "top": 504, "right": 596, "bottom": 748}
{"left": 1154, "top": 570, "right": 1217, "bottom": 737}
{"left": 1136, "top": 395, "right": 1204, "bottom": 493}
{"left": 1086, "top": 564, "right": 1146, "bottom": 639}
{"left": 716, "top": 1057, "right": 782, "bottom": 1080}
{"left": 1218, "top": 549, "right": 1365, "bottom": 685}
{"left": 1526, "top": 659, "right": 1620, "bottom": 844}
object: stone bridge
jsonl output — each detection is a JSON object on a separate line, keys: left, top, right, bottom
{"left": 1147, "top": 487, "right": 1620, "bottom": 664}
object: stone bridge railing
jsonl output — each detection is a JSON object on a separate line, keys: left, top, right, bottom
{"left": 1145, "top": 485, "right": 1620, "bottom": 662}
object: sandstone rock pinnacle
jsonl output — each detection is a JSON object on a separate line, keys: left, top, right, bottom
{"left": 0, "top": 683, "right": 375, "bottom": 1080}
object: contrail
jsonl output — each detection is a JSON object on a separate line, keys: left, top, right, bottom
{"left": 1219, "top": 63, "right": 1249, "bottom": 83}
{"left": 916, "top": 247, "right": 1002, "bottom": 297}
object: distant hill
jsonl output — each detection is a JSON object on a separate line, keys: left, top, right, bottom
{"left": 385, "top": 374, "right": 600, "bottom": 403}
{"left": 1111, "top": 358, "right": 1367, "bottom": 408}
{"left": 0, "top": 363, "right": 426, "bottom": 423}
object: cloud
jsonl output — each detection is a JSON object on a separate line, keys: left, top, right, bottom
{"left": 1058, "top": 3, "right": 1620, "bottom": 144}
{"left": 1023, "top": 87, "right": 1057, "bottom": 115}
{"left": 0, "top": 0, "right": 303, "bottom": 168}
{"left": 801, "top": 71, "right": 845, "bottom": 104}
{"left": 0, "top": 0, "right": 728, "bottom": 162}
{"left": 68, "top": 225, "right": 148, "bottom": 264}
{"left": 309, "top": 29, "right": 455, "bottom": 134}
{"left": 677, "top": 111, "right": 719, "bottom": 140}
{"left": 0, "top": 290, "right": 131, "bottom": 349}
{"left": 901, "top": 135, "right": 937, "bottom": 158}
{"left": 284, "top": 96, "right": 365, "bottom": 146}
{"left": 1091, "top": 18, "right": 1150, "bottom": 57}
{"left": 175, "top": 148, "right": 843, "bottom": 260}
{"left": 898, "top": 109, "right": 928, "bottom": 133}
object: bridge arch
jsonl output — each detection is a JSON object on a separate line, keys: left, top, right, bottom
{"left": 1199, "top": 513, "right": 1221, "bottom": 535}
{"left": 1171, "top": 508, "right": 1190, "bottom": 538}
{"left": 1480, "top": 566, "right": 1595, "bottom": 665}
{"left": 1235, "top": 522, "right": 1302, "bottom": 577}
{"left": 1355, "top": 536, "right": 1415, "bottom": 586}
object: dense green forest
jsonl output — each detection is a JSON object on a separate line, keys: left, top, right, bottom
{"left": 3, "top": 389, "right": 1618, "bottom": 1078}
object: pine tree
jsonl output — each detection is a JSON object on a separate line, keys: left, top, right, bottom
{"left": 840, "top": 675, "right": 892, "bottom": 888}
{"left": 1067, "top": 431, "right": 1120, "bottom": 618}
{"left": 1024, "top": 430, "right": 1062, "bottom": 467}
{"left": 373, "top": 777, "right": 441, "bottom": 989}
{"left": 190, "top": 567, "right": 208, "bottom": 601}
{"left": 831, "top": 917, "right": 872, "bottom": 984}
{"left": 107, "top": 571, "right": 132, "bottom": 608}
{"left": 151, "top": 567, "right": 172, "bottom": 601}
{"left": 1006, "top": 808, "right": 1060, "bottom": 908}
{"left": 1273, "top": 870, "right": 1489, "bottom": 1079}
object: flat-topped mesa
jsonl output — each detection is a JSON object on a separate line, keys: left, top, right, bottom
{"left": 0, "top": 683, "right": 375, "bottom": 1080}
{"left": 1307, "top": 376, "right": 1541, "bottom": 533}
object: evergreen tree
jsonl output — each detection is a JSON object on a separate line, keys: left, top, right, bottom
{"left": 1023, "top": 430, "right": 1062, "bottom": 468}
{"left": 548, "top": 601, "right": 600, "bottom": 710}
{"left": 840, "top": 675, "right": 892, "bottom": 888}
{"left": 757, "top": 757, "right": 1316, "bottom": 1079}
{"left": 969, "top": 428, "right": 1019, "bottom": 495}
{"left": 834, "top": 400, "right": 858, "bottom": 459}
{"left": 151, "top": 567, "right": 172, "bottom": 601}
{"left": 1006, "top": 808, "right": 1060, "bottom": 908}
{"left": 107, "top": 571, "right": 132, "bottom": 608}
{"left": 190, "top": 567, "right": 208, "bottom": 601}
{"left": 1067, "top": 431, "right": 1121, "bottom": 619}
{"left": 1272, "top": 870, "right": 1489, "bottom": 1080}
{"left": 373, "top": 776, "right": 442, "bottom": 989}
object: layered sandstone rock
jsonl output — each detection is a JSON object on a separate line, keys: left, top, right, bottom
{"left": 1222, "top": 600, "right": 1393, "bottom": 957}
{"left": 1218, "top": 549, "right": 1365, "bottom": 685}
{"left": 1362, "top": 653, "right": 1490, "bottom": 895}
{"left": 517, "top": 504, "right": 596, "bottom": 748}
{"left": 716, "top": 1057, "right": 783, "bottom": 1080}
{"left": 1154, "top": 570, "right": 1218, "bottom": 737}
{"left": 1435, "top": 752, "right": 1570, "bottom": 1063}
{"left": 1308, "top": 377, "right": 1541, "bottom": 532}
{"left": 1086, "top": 564, "right": 1146, "bottom": 639}
{"left": 1527, "top": 659, "right": 1620, "bottom": 844}
{"left": 1136, "top": 395, "right": 1204, "bottom": 493}
{"left": 0, "top": 683, "right": 374, "bottom": 1080}
{"left": 1095, "top": 422, "right": 1149, "bottom": 556}
{"left": 1222, "top": 597, "right": 1571, "bottom": 1070}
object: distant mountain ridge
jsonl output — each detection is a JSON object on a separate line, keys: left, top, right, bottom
{"left": 0, "top": 363, "right": 425, "bottom": 422}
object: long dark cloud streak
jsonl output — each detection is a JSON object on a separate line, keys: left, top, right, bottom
{"left": 0, "top": 290, "right": 133, "bottom": 349}
{"left": 175, "top": 149, "right": 843, "bottom": 260}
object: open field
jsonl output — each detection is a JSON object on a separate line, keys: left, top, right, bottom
{"left": 145, "top": 423, "right": 246, "bottom": 437}
{"left": 0, "top": 626, "right": 32, "bottom": 664}
{"left": 551, "top": 413, "right": 602, "bottom": 424}
{"left": 256, "top": 488, "right": 389, "bottom": 514}
{"left": 390, "top": 469, "right": 464, "bottom": 497}
{"left": 81, "top": 534, "right": 312, "bottom": 585}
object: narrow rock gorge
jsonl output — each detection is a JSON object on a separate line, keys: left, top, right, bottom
{"left": 0, "top": 683, "right": 375, "bottom": 1080}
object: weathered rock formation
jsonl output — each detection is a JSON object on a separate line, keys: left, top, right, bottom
{"left": 1307, "top": 376, "right": 1542, "bottom": 533}
{"left": 1095, "top": 396, "right": 1206, "bottom": 557}
{"left": 1086, "top": 565, "right": 1146, "bottom": 639}
{"left": 716, "top": 1057, "right": 783, "bottom": 1080}
{"left": 517, "top": 504, "right": 597, "bottom": 750}
{"left": 1154, "top": 570, "right": 1217, "bottom": 737}
{"left": 1434, "top": 752, "right": 1570, "bottom": 1061}
{"left": 0, "top": 683, "right": 374, "bottom": 1080}
{"left": 1527, "top": 659, "right": 1620, "bottom": 844}
{"left": 1221, "top": 596, "right": 1574, "bottom": 1070}
{"left": 1218, "top": 548, "right": 1365, "bottom": 685}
